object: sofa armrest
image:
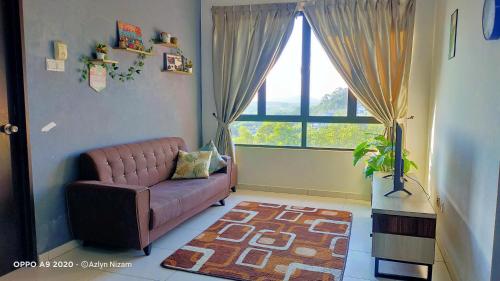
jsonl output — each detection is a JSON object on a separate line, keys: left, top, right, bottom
{"left": 66, "top": 181, "right": 150, "bottom": 250}
{"left": 220, "top": 155, "right": 237, "bottom": 189}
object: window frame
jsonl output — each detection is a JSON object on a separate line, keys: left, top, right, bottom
{"left": 235, "top": 14, "right": 380, "bottom": 150}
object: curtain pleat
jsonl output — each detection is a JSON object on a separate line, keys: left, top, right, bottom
{"left": 212, "top": 3, "right": 297, "bottom": 160}
{"left": 303, "top": 0, "right": 416, "bottom": 131}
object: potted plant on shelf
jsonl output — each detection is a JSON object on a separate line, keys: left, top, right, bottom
{"left": 353, "top": 134, "right": 417, "bottom": 178}
{"left": 160, "top": 32, "right": 171, "bottom": 43}
{"left": 185, "top": 60, "right": 193, "bottom": 73}
{"left": 95, "top": 43, "right": 108, "bottom": 60}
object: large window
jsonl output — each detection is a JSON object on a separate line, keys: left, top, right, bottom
{"left": 231, "top": 15, "right": 384, "bottom": 149}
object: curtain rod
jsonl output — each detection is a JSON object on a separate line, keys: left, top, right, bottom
{"left": 211, "top": 1, "right": 310, "bottom": 12}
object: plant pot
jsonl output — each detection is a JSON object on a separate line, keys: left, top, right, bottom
{"left": 96, "top": 52, "right": 106, "bottom": 60}
{"left": 187, "top": 67, "right": 193, "bottom": 73}
{"left": 161, "top": 32, "right": 171, "bottom": 43}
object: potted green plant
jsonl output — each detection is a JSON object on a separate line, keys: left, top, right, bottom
{"left": 185, "top": 60, "right": 193, "bottom": 73}
{"left": 95, "top": 43, "right": 108, "bottom": 60}
{"left": 353, "top": 134, "right": 417, "bottom": 178}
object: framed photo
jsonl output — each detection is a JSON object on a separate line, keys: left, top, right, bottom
{"left": 449, "top": 9, "right": 458, "bottom": 60}
{"left": 117, "top": 21, "right": 145, "bottom": 51}
{"left": 166, "top": 54, "right": 183, "bottom": 71}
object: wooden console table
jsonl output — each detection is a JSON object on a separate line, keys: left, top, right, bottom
{"left": 371, "top": 173, "right": 437, "bottom": 281}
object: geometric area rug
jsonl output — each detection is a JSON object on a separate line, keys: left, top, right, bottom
{"left": 161, "top": 201, "right": 352, "bottom": 281}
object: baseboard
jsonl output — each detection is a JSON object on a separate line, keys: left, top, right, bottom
{"left": 436, "top": 237, "right": 461, "bottom": 281}
{"left": 38, "top": 240, "right": 80, "bottom": 262}
{"left": 238, "top": 183, "right": 370, "bottom": 201}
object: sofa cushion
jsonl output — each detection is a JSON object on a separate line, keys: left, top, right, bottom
{"left": 200, "top": 140, "right": 227, "bottom": 174}
{"left": 171, "top": 150, "right": 212, "bottom": 179}
{"left": 149, "top": 174, "right": 229, "bottom": 228}
{"left": 80, "top": 137, "right": 188, "bottom": 187}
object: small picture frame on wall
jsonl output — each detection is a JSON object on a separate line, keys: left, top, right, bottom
{"left": 166, "top": 54, "right": 183, "bottom": 71}
{"left": 117, "top": 21, "right": 145, "bottom": 51}
{"left": 449, "top": 9, "right": 458, "bottom": 60}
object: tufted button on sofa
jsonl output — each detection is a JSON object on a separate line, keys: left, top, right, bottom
{"left": 66, "top": 137, "right": 237, "bottom": 255}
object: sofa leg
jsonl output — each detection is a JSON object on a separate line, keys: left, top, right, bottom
{"left": 143, "top": 244, "right": 152, "bottom": 256}
{"left": 219, "top": 199, "right": 225, "bottom": 206}
{"left": 231, "top": 186, "right": 236, "bottom": 192}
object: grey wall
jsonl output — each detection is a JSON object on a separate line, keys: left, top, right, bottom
{"left": 22, "top": 0, "right": 201, "bottom": 254}
{"left": 427, "top": 0, "right": 500, "bottom": 280}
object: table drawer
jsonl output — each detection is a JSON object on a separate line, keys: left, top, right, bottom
{"left": 372, "top": 233, "right": 435, "bottom": 264}
{"left": 372, "top": 213, "right": 436, "bottom": 238}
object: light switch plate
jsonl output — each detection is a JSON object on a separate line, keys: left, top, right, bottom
{"left": 55, "top": 60, "right": 65, "bottom": 71}
{"left": 46, "top": 58, "right": 65, "bottom": 72}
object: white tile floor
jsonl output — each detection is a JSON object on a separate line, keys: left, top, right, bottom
{"left": 1, "top": 190, "right": 452, "bottom": 281}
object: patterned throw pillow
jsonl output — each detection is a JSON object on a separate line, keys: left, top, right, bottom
{"left": 200, "top": 140, "right": 227, "bottom": 174}
{"left": 172, "top": 150, "right": 212, "bottom": 179}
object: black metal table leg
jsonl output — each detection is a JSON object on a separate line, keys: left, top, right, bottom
{"left": 427, "top": 264, "right": 433, "bottom": 281}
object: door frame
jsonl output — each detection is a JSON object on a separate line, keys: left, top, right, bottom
{"left": 492, "top": 165, "right": 500, "bottom": 281}
{"left": 3, "top": 0, "right": 37, "bottom": 262}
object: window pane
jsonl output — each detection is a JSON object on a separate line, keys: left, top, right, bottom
{"left": 266, "top": 16, "right": 302, "bottom": 115}
{"left": 356, "top": 102, "right": 372, "bottom": 117}
{"left": 241, "top": 94, "right": 258, "bottom": 115}
{"left": 307, "top": 123, "right": 385, "bottom": 149}
{"left": 310, "top": 31, "right": 348, "bottom": 116}
{"left": 231, "top": 121, "right": 301, "bottom": 146}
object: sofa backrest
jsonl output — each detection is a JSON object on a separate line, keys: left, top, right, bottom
{"left": 80, "top": 137, "right": 188, "bottom": 186}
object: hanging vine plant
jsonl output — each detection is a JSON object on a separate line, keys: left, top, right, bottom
{"left": 78, "top": 43, "right": 153, "bottom": 83}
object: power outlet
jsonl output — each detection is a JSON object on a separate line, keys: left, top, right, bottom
{"left": 436, "top": 196, "right": 445, "bottom": 213}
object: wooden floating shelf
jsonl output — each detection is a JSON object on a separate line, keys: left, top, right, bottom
{"left": 112, "top": 47, "right": 154, "bottom": 56}
{"left": 153, "top": 41, "right": 179, "bottom": 49}
{"left": 90, "top": 59, "right": 119, "bottom": 64}
{"left": 162, "top": 69, "right": 192, "bottom": 75}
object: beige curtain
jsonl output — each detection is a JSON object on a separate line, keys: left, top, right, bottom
{"left": 303, "top": 0, "right": 416, "bottom": 131}
{"left": 212, "top": 3, "right": 297, "bottom": 159}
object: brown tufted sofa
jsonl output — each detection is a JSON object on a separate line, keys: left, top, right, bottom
{"left": 66, "top": 137, "right": 237, "bottom": 255}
